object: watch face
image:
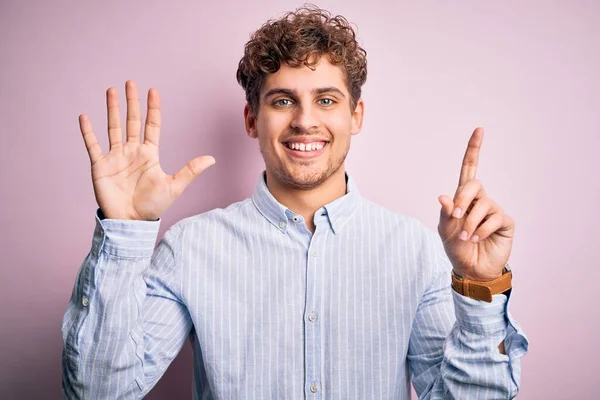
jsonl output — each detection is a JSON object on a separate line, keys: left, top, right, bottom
{"left": 504, "top": 262, "right": 511, "bottom": 273}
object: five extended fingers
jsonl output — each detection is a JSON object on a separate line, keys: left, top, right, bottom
{"left": 79, "top": 81, "right": 214, "bottom": 209}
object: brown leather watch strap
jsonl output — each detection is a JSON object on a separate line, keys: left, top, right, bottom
{"left": 451, "top": 268, "right": 512, "bottom": 303}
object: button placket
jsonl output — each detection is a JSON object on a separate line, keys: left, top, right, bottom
{"left": 305, "top": 236, "right": 323, "bottom": 399}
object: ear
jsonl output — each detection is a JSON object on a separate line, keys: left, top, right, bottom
{"left": 244, "top": 104, "right": 258, "bottom": 139}
{"left": 351, "top": 98, "right": 364, "bottom": 136}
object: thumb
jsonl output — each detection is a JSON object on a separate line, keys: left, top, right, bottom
{"left": 438, "top": 194, "right": 454, "bottom": 219}
{"left": 437, "top": 194, "right": 456, "bottom": 238}
{"left": 171, "top": 155, "right": 216, "bottom": 198}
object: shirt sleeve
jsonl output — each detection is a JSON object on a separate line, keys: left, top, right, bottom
{"left": 408, "top": 228, "right": 529, "bottom": 399}
{"left": 61, "top": 210, "right": 192, "bottom": 399}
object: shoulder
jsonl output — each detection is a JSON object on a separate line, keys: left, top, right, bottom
{"left": 358, "top": 197, "right": 435, "bottom": 238}
{"left": 359, "top": 197, "right": 451, "bottom": 276}
{"left": 359, "top": 198, "right": 446, "bottom": 259}
{"left": 168, "top": 198, "right": 254, "bottom": 236}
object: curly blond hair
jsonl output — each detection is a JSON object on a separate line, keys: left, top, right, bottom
{"left": 236, "top": 5, "right": 367, "bottom": 114}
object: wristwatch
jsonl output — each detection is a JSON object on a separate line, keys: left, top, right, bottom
{"left": 451, "top": 263, "right": 512, "bottom": 302}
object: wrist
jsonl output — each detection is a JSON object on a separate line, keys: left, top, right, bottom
{"left": 94, "top": 211, "right": 160, "bottom": 258}
{"left": 99, "top": 207, "right": 159, "bottom": 222}
{"left": 454, "top": 270, "right": 503, "bottom": 282}
{"left": 451, "top": 264, "right": 512, "bottom": 302}
{"left": 452, "top": 262, "right": 508, "bottom": 282}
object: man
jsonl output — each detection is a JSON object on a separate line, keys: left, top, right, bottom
{"left": 62, "top": 6, "right": 528, "bottom": 399}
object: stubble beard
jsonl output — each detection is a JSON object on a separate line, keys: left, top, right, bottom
{"left": 262, "top": 141, "right": 350, "bottom": 190}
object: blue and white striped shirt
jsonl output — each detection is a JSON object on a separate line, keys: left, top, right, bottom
{"left": 62, "top": 172, "right": 528, "bottom": 399}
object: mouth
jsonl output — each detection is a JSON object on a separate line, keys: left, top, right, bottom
{"left": 282, "top": 140, "right": 329, "bottom": 159}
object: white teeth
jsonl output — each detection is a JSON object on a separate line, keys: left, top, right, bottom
{"left": 286, "top": 142, "right": 325, "bottom": 151}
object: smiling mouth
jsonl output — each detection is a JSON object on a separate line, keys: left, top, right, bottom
{"left": 284, "top": 141, "right": 327, "bottom": 151}
{"left": 282, "top": 140, "right": 329, "bottom": 159}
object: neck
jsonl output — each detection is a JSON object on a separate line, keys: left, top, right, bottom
{"left": 265, "top": 167, "right": 347, "bottom": 233}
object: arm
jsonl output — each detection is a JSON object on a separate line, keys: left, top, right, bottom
{"left": 411, "top": 127, "right": 528, "bottom": 397}
{"left": 408, "top": 255, "right": 528, "bottom": 399}
{"left": 61, "top": 80, "right": 214, "bottom": 398}
{"left": 61, "top": 212, "right": 191, "bottom": 399}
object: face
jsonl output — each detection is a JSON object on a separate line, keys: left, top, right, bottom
{"left": 244, "top": 56, "right": 364, "bottom": 190}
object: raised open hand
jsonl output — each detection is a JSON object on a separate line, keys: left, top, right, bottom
{"left": 80, "top": 81, "right": 215, "bottom": 221}
{"left": 437, "top": 128, "right": 514, "bottom": 281}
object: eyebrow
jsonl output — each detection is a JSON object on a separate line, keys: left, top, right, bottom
{"left": 263, "top": 86, "right": 347, "bottom": 101}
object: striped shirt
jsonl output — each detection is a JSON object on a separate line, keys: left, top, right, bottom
{"left": 62, "top": 172, "right": 528, "bottom": 399}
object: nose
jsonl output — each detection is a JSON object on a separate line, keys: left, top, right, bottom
{"left": 290, "top": 104, "right": 319, "bottom": 132}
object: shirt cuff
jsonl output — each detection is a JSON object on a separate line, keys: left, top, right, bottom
{"left": 452, "top": 289, "right": 509, "bottom": 335}
{"left": 91, "top": 209, "right": 161, "bottom": 258}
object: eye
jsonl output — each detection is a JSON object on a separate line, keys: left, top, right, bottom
{"left": 318, "top": 98, "right": 336, "bottom": 106}
{"left": 274, "top": 98, "right": 293, "bottom": 107}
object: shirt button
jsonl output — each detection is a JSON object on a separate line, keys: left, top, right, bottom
{"left": 82, "top": 296, "right": 89, "bottom": 307}
{"left": 279, "top": 221, "right": 287, "bottom": 229}
{"left": 292, "top": 216, "right": 300, "bottom": 222}
{"left": 310, "top": 383, "right": 319, "bottom": 393}
{"left": 308, "top": 312, "right": 318, "bottom": 322}
{"left": 311, "top": 250, "right": 318, "bottom": 257}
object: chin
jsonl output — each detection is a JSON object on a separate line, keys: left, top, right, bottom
{"left": 285, "top": 174, "right": 328, "bottom": 190}
{"left": 273, "top": 163, "right": 342, "bottom": 190}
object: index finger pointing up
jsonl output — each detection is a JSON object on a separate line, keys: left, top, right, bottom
{"left": 458, "top": 127, "right": 484, "bottom": 187}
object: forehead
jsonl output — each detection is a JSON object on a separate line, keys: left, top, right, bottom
{"left": 261, "top": 57, "right": 348, "bottom": 95}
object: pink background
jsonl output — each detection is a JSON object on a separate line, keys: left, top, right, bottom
{"left": 1, "top": 1, "right": 599, "bottom": 398}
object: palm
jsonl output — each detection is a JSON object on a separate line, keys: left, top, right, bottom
{"left": 92, "top": 142, "right": 167, "bottom": 221}
{"left": 80, "top": 81, "right": 215, "bottom": 221}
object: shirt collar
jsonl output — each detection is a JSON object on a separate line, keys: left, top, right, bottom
{"left": 251, "top": 171, "right": 361, "bottom": 234}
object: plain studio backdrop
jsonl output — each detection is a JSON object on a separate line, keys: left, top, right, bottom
{"left": 1, "top": 1, "right": 598, "bottom": 399}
